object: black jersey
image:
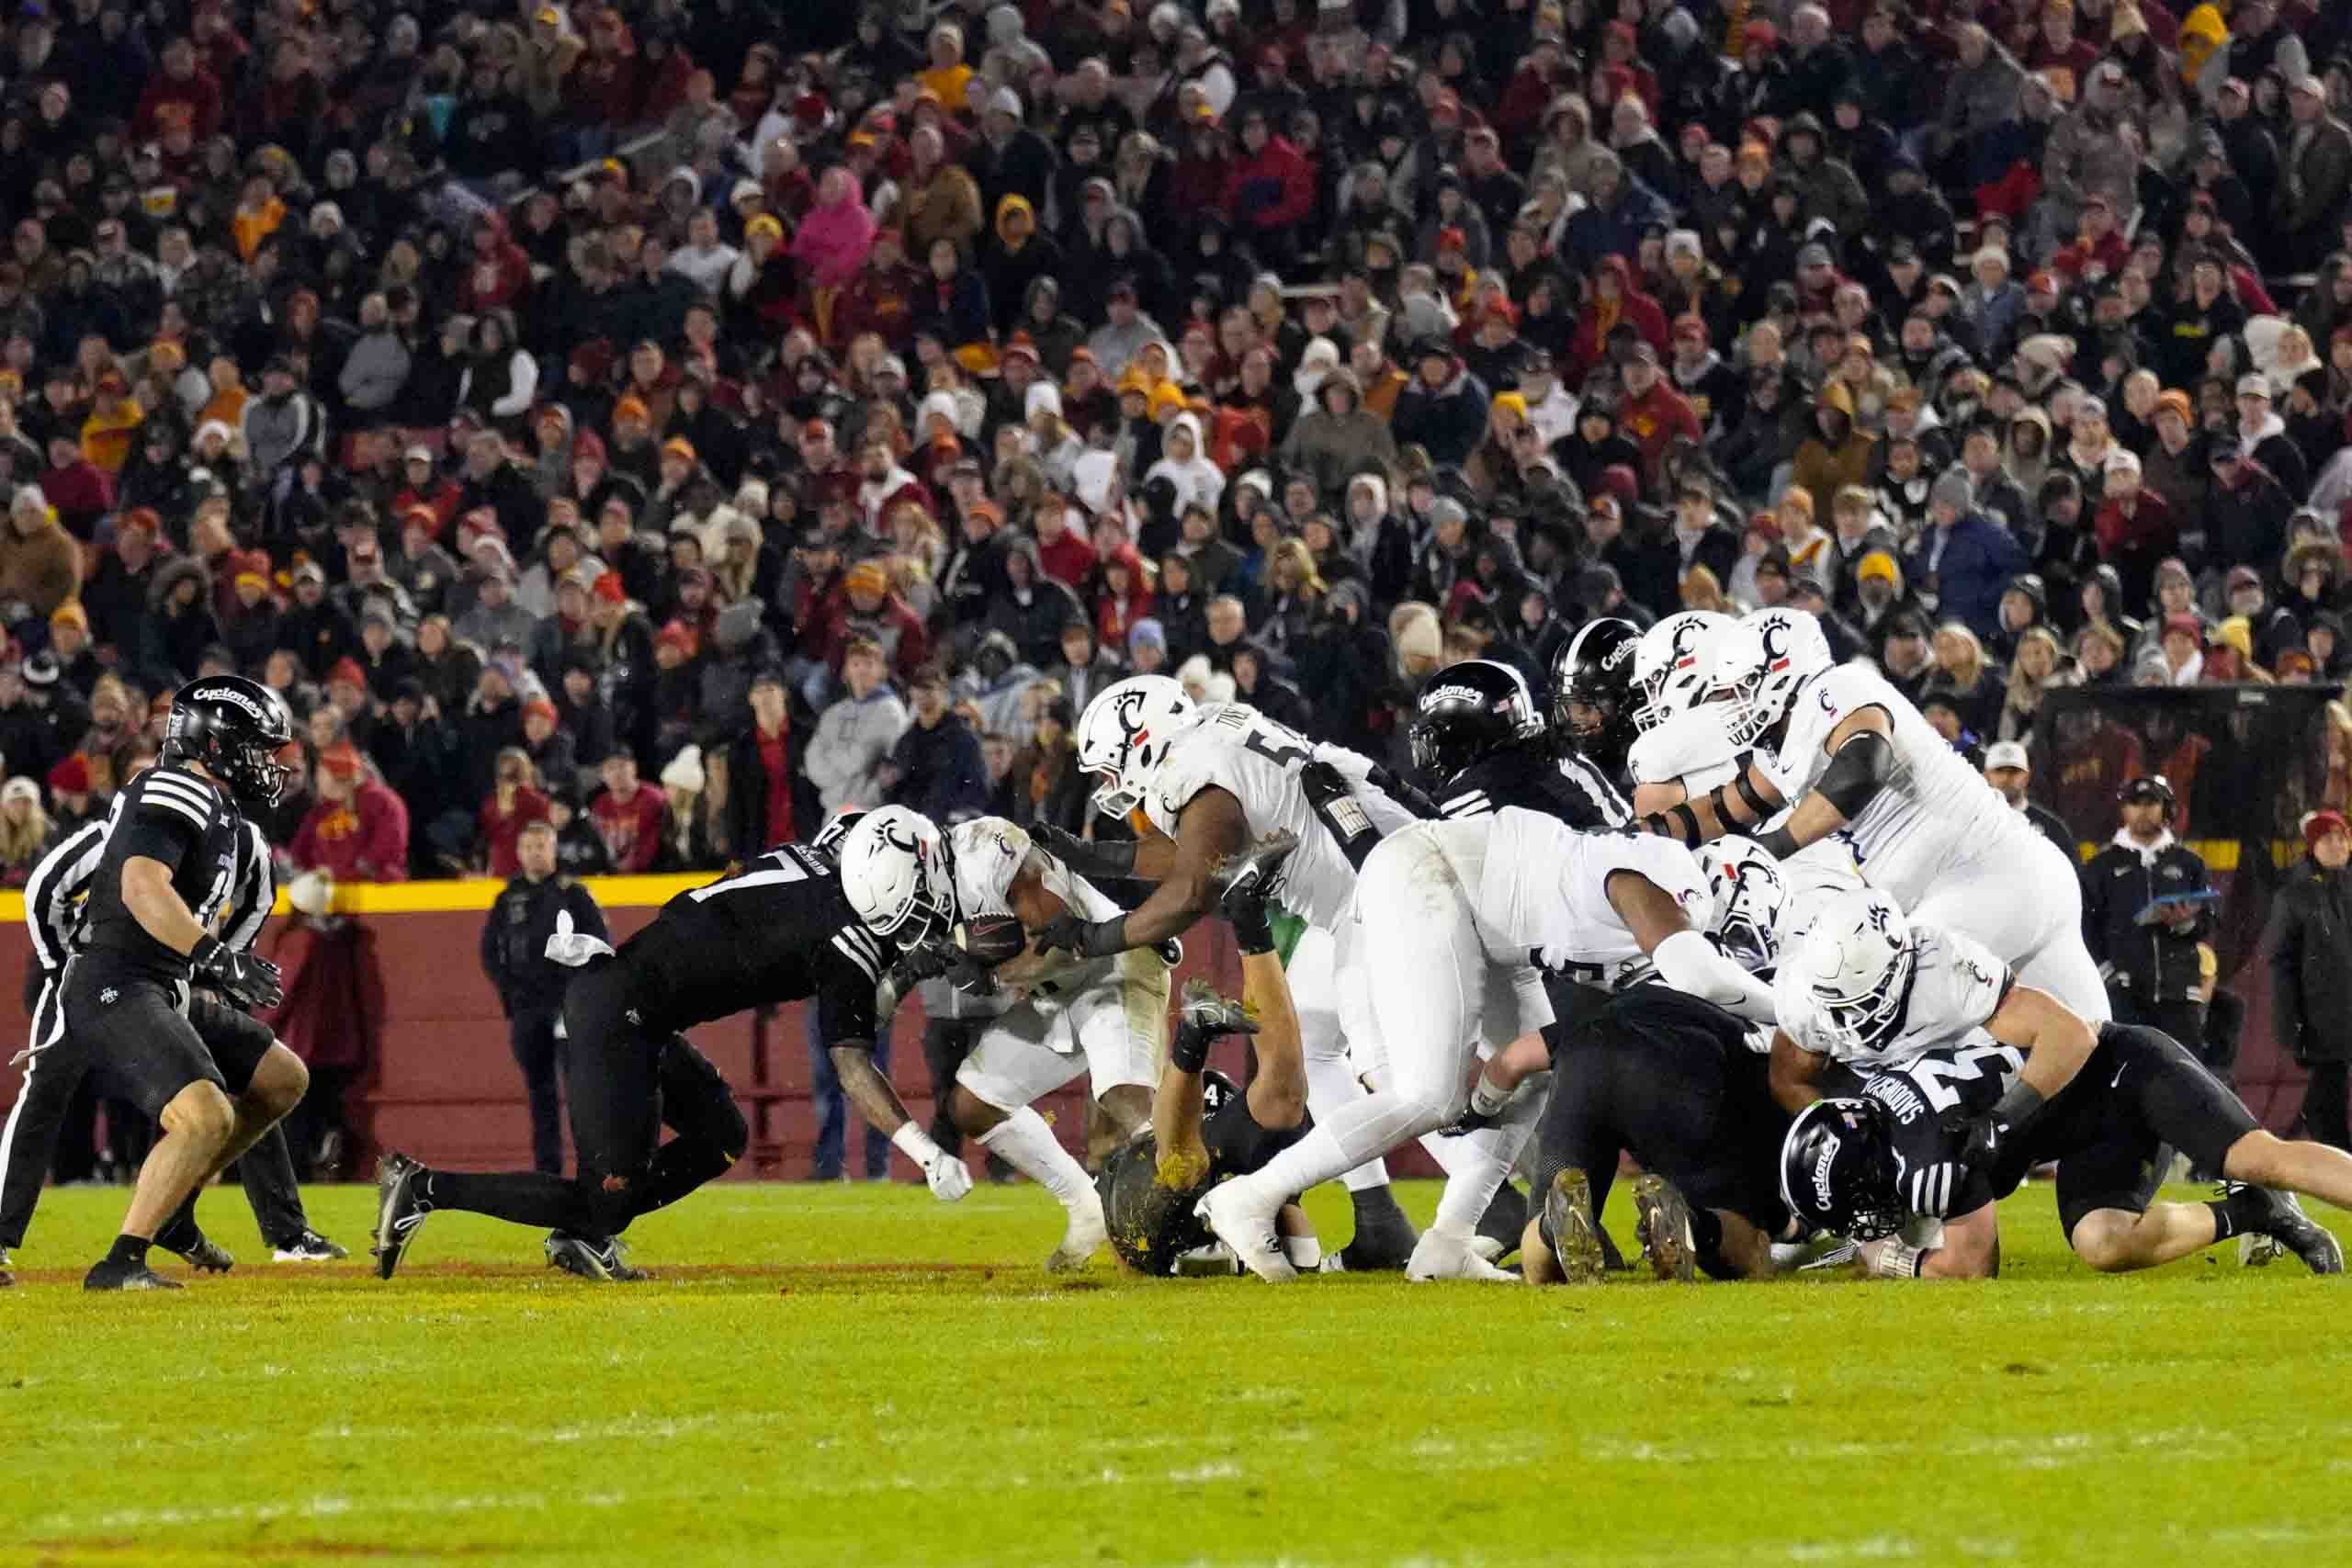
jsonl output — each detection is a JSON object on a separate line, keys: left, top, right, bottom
{"left": 1849, "top": 1042, "right": 2027, "bottom": 1224}
{"left": 616, "top": 843, "right": 884, "bottom": 1045}
{"left": 30, "top": 807, "right": 272, "bottom": 975}
{"left": 1855, "top": 1025, "right": 2257, "bottom": 1234}
{"left": 1433, "top": 744, "right": 1629, "bottom": 829}
{"left": 75, "top": 763, "right": 251, "bottom": 982}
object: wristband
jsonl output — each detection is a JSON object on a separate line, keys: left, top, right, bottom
{"left": 190, "top": 933, "right": 224, "bottom": 967}
{"left": 1867, "top": 1239, "right": 1925, "bottom": 1280}
{"left": 1667, "top": 803, "right": 1702, "bottom": 847}
{"left": 1756, "top": 825, "right": 1800, "bottom": 860}
{"left": 890, "top": 1122, "right": 942, "bottom": 1167}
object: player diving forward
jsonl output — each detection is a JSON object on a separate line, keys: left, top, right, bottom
{"left": 374, "top": 831, "right": 967, "bottom": 1281}
{"left": 836, "top": 805, "right": 1170, "bottom": 1271}
{"left": 1035, "top": 675, "right": 1425, "bottom": 1270}
{"left": 1197, "top": 805, "right": 1781, "bottom": 1281}
{"left": 1098, "top": 833, "right": 1324, "bottom": 1275}
{"left": 1629, "top": 607, "right": 2109, "bottom": 1023}
{"left": 1774, "top": 889, "right": 2346, "bottom": 1278}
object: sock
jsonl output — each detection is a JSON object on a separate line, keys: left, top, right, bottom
{"left": 153, "top": 1192, "right": 201, "bottom": 1253}
{"left": 1303, "top": 1048, "right": 1391, "bottom": 1192}
{"left": 105, "top": 1234, "right": 150, "bottom": 1269}
{"left": 2209, "top": 1186, "right": 2271, "bottom": 1241}
{"left": 1350, "top": 1183, "right": 1408, "bottom": 1227}
{"left": 1251, "top": 1090, "right": 1434, "bottom": 1213}
{"left": 976, "top": 1108, "right": 1094, "bottom": 1213}
{"left": 1429, "top": 1092, "right": 1541, "bottom": 1240}
{"left": 422, "top": 1169, "right": 590, "bottom": 1231}
{"left": 1689, "top": 1206, "right": 1725, "bottom": 1258}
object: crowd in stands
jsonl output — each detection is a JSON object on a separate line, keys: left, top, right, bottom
{"left": 0, "top": 0, "right": 2348, "bottom": 887}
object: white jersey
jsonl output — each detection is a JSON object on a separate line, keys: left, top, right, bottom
{"left": 1625, "top": 702, "right": 1864, "bottom": 958}
{"left": 1775, "top": 923, "right": 2011, "bottom": 1071}
{"left": 1756, "top": 664, "right": 2025, "bottom": 908}
{"left": 1471, "top": 808, "right": 1712, "bottom": 990}
{"left": 930, "top": 817, "right": 1126, "bottom": 1020}
{"left": 1146, "top": 703, "right": 1416, "bottom": 931}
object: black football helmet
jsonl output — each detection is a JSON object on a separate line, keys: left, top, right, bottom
{"left": 163, "top": 675, "right": 297, "bottom": 811}
{"left": 1408, "top": 660, "right": 1544, "bottom": 787}
{"left": 1097, "top": 1077, "right": 1241, "bottom": 1275}
{"left": 1779, "top": 1098, "right": 1906, "bottom": 1241}
{"left": 809, "top": 805, "right": 868, "bottom": 866}
{"left": 1551, "top": 617, "right": 1641, "bottom": 772}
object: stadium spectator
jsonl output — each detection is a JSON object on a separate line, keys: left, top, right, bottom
{"left": 2270, "top": 809, "right": 2352, "bottom": 1151}
{"left": 292, "top": 743, "right": 411, "bottom": 884}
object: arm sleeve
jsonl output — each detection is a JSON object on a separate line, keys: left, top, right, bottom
{"left": 1651, "top": 928, "right": 1777, "bottom": 1023}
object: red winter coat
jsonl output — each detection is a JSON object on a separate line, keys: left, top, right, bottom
{"left": 292, "top": 780, "right": 412, "bottom": 882}
{"left": 1222, "top": 135, "right": 1315, "bottom": 232}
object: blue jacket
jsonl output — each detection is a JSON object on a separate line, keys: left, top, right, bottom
{"left": 1917, "top": 512, "right": 2027, "bottom": 640}
{"left": 1562, "top": 176, "right": 1670, "bottom": 273}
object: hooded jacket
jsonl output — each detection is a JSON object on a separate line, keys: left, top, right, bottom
{"left": 1144, "top": 412, "right": 1227, "bottom": 515}
{"left": 1791, "top": 379, "right": 1876, "bottom": 503}
{"left": 0, "top": 504, "right": 82, "bottom": 617}
{"left": 1280, "top": 369, "right": 1399, "bottom": 501}
{"left": 1392, "top": 356, "right": 1491, "bottom": 468}
{"left": 979, "top": 196, "right": 1063, "bottom": 338}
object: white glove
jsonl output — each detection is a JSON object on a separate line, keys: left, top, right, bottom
{"left": 544, "top": 909, "right": 617, "bottom": 968}
{"left": 893, "top": 1123, "right": 972, "bottom": 1202}
{"left": 925, "top": 1149, "right": 975, "bottom": 1201}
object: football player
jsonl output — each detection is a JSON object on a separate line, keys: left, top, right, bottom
{"left": 840, "top": 806, "right": 1170, "bottom": 1271}
{"left": 1410, "top": 660, "right": 1627, "bottom": 829}
{"left": 1035, "top": 675, "right": 1425, "bottom": 1270}
{"left": 374, "top": 834, "right": 936, "bottom": 1282}
{"left": 1099, "top": 833, "right": 1322, "bottom": 1276}
{"left": 1775, "top": 891, "right": 2349, "bottom": 1278}
{"left": 1548, "top": 616, "right": 1644, "bottom": 790}
{"left": 1631, "top": 607, "right": 2109, "bottom": 1023}
{"left": 1626, "top": 700, "right": 1863, "bottom": 957}
{"left": 1626, "top": 610, "right": 1736, "bottom": 737}
{"left": 1195, "top": 806, "right": 1780, "bottom": 1282}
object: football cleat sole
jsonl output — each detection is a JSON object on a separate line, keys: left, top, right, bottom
{"left": 1544, "top": 1169, "right": 1610, "bottom": 1284}
{"left": 1633, "top": 1175, "right": 1697, "bottom": 1283}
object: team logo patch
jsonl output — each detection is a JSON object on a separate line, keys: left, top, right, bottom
{"left": 100, "top": 987, "right": 119, "bottom": 1005}
{"left": 1810, "top": 1131, "right": 1842, "bottom": 1207}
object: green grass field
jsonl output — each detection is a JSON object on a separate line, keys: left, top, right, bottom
{"left": 4, "top": 1178, "right": 2347, "bottom": 1568}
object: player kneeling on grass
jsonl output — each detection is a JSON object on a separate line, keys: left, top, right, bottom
{"left": 839, "top": 806, "right": 1170, "bottom": 1272}
{"left": 1773, "top": 890, "right": 2347, "bottom": 1279}
{"left": 1099, "top": 833, "right": 1319, "bottom": 1275}
{"left": 1198, "top": 806, "right": 1780, "bottom": 1283}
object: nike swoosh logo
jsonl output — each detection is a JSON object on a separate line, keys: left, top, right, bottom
{"left": 2111, "top": 1066, "right": 2128, "bottom": 1089}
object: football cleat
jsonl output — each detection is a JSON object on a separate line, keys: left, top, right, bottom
{"left": 272, "top": 1229, "right": 349, "bottom": 1263}
{"left": 1544, "top": 1169, "right": 1610, "bottom": 1284}
{"left": 0, "top": 1246, "right": 15, "bottom": 1287}
{"left": 1196, "top": 1178, "right": 1296, "bottom": 1282}
{"left": 1211, "top": 829, "right": 1299, "bottom": 910}
{"left": 1337, "top": 1190, "right": 1419, "bottom": 1273}
{"left": 1045, "top": 1199, "right": 1109, "bottom": 1273}
{"left": 545, "top": 1233, "right": 649, "bottom": 1282}
{"left": 1177, "top": 980, "right": 1256, "bottom": 1041}
{"left": 2236, "top": 1187, "right": 2345, "bottom": 1275}
{"left": 371, "top": 1152, "right": 430, "bottom": 1280}
{"left": 84, "top": 1257, "right": 184, "bottom": 1292}
{"left": 1407, "top": 1228, "right": 1517, "bottom": 1282}
{"left": 159, "top": 1227, "right": 234, "bottom": 1274}
{"left": 1633, "top": 1174, "right": 1698, "bottom": 1282}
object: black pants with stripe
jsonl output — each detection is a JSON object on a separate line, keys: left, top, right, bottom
{"left": 0, "top": 969, "right": 308, "bottom": 1250}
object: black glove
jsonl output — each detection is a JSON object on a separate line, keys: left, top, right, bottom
{"left": 1031, "top": 823, "right": 1137, "bottom": 881}
{"left": 1946, "top": 1080, "right": 2045, "bottom": 1179}
{"left": 889, "top": 939, "right": 993, "bottom": 997}
{"left": 1035, "top": 913, "right": 1131, "bottom": 959}
{"left": 191, "top": 934, "right": 285, "bottom": 1011}
{"left": 1299, "top": 760, "right": 1352, "bottom": 813}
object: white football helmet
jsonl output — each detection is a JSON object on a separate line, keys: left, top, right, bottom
{"left": 1697, "top": 836, "right": 1788, "bottom": 975}
{"left": 1797, "top": 889, "right": 1918, "bottom": 1054}
{"left": 1076, "top": 674, "right": 1198, "bottom": 821}
{"left": 1630, "top": 611, "right": 1735, "bottom": 733}
{"left": 839, "top": 805, "right": 958, "bottom": 946}
{"left": 1710, "top": 607, "right": 1835, "bottom": 746}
